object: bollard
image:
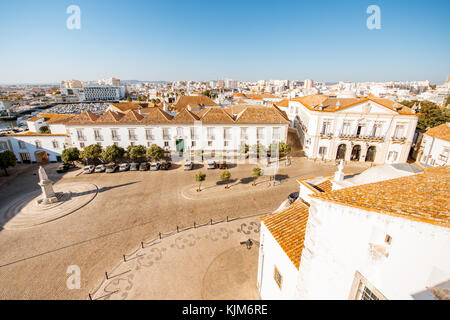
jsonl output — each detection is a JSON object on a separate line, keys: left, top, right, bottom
{"left": 159, "top": 232, "right": 162, "bottom": 240}
{"left": 123, "top": 255, "right": 126, "bottom": 262}
{"left": 177, "top": 226, "right": 179, "bottom": 233}
{"left": 211, "top": 219, "right": 213, "bottom": 225}
{"left": 226, "top": 216, "right": 229, "bottom": 222}
{"left": 194, "top": 222, "right": 196, "bottom": 228}
{"left": 105, "top": 272, "right": 109, "bottom": 280}
{"left": 141, "top": 241, "right": 144, "bottom": 249}
{"left": 88, "top": 293, "right": 92, "bottom": 300}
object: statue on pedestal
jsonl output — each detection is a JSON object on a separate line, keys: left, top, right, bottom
{"left": 37, "top": 166, "right": 59, "bottom": 204}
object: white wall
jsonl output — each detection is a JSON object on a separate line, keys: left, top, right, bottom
{"left": 258, "top": 223, "right": 300, "bottom": 300}
{"left": 420, "top": 134, "right": 449, "bottom": 167}
{"left": 296, "top": 199, "right": 450, "bottom": 300}
{"left": 0, "top": 135, "right": 68, "bottom": 162}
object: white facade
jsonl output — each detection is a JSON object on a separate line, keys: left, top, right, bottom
{"left": 286, "top": 98, "right": 418, "bottom": 164}
{"left": 82, "top": 86, "right": 125, "bottom": 101}
{"left": 258, "top": 166, "right": 450, "bottom": 300}
{"left": 419, "top": 124, "right": 450, "bottom": 167}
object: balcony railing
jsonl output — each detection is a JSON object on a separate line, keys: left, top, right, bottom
{"left": 339, "top": 133, "right": 385, "bottom": 142}
{"left": 112, "top": 136, "right": 120, "bottom": 141}
{"left": 163, "top": 135, "right": 171, "bottom": 140}
{"left": 391, "top": 136, "right": 407, "bottom": 143}
{"left": 77, "top": 136, "right": 87, "bottom": 141}
{"left": 191, "top": 135, "right": 199, "bottom": 140}
{"left": 319, "top": 132, "right": 333, "bottom": 138}
{"left": 207, "top": 135, "right": 215, "bottom": 140}
{"left": 240, "top": 134, "right": 248, "bottom": 140}
{"left": 94, "top": 136, "right": 104, "bottom": 141}
{"left": 129, "top": 135, "right": 137, "bottom": 141}
{"left": 224, "top": 135, "right": 232, "bottom": 140}
{"left": 257, "top": 135, "right": 265, "bottom": 140}
{"left": 146, "top": 135, "right": 154, "bottom": 140}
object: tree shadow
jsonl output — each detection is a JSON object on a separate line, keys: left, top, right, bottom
{"left": 216, "top": 179, "right": 238, "bottom": 186}
{"left": 240, "top": 177, "right": 254, "bottom": 185}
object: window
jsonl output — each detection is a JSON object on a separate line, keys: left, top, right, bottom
{"left": 128, "top": 129, "right": 136, "bottom": 141}
{"left": 111, "top": 129, "right": 119, "bottom": 141}
{"left": 357, "top": 285, "right": 380, "bottom": 300}
{"left": 371, "top": 123, "right": 383, "bottom": 137}
{"left": 52, "top": 140, "right": 59, "bottom": 149}
{"left": 273, "top": 266, "right": 283, "bottom": 289}
{"left": 387, "top": 151, "right": 398, "bottom": 162}
{"left": 207, "top": 127, "right": 215, "bottom": 140}
{"left": 356, "top": 123, "right": 365, "bottom": 137}
{"left": 163, "top": 128, "right": 170, "bottom": 140}
{"left": 208, "top": 141, "right": 213, "bottom": 147}
{"left": 224, "top": 128, "right": 232, "bottom": 141}
{"left": 190, "top": 127, "right": 197, "bottom": 140}
{"left": 321, "top": 121, "right": 331, "bottom": 135}
{"left": 319, "top": 146, "right": 327, "bottom": 157}
{"left": 273, "top": 127, "right": 280, "bottom": 140}
{"left": 35, "top": 140, "right": 42, "bottom": 149}
{"left": 113, "top": 142, "right": 119, "bottom": 146}
{"left": 97, "top": 142, "right": 102, "bottom": 147}
{"left": 393, "top": 124, "right": 405, "bottom": 139}
{"left": 164, "top": 141, "right": 169, "bottom": 147}
{"left": 76, "top": 129, "right": 84, "bottom": 140}
{"left": 18, "top": 141, "right": 26, "bottom": 149}
{"left": 0, "top": 141, "right": 7, "bottom": 150}
{"left": 145, "top": 129, "right": 153, "bottom": 140}
{"left": 80, "top": 142, "right": 85, "bottom": 148}
{"left": 130, "top": 142, "right": 135, "bottom": 146}
{"left": 224, "top": 141, "right": 229, "bottom": 147}
{"left": 385, "top": 235, "right": 392, "bottom": 245}
{"left": 341, "top": 122, "right": 351, "bottom": 135}
{"left": 94, "top": 129, "right": 102, "bottom": 141}
{"left": 240, "top": 127, "right": 248, "bottom": 140}
{"left": 257, "top": 127, "right": 265, "bottom": 140}
{"left": 191, "top": 141, "right": 196, "bottom": 147}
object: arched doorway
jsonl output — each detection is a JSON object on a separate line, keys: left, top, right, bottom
{"left": 336, "top": 144, "right": 346, "bottom": 160}
{"left": 365, "top": 146, "right": 376, "bottom": 162}
{"left": 350, "top": 145, "right": 361, "bottom": 161}
{"left": 35, "top": 150, "right": 49, "bottom": 163}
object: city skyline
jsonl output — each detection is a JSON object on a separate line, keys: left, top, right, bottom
{"left": 0, "top": 0, "right": 449, "bottom": 84}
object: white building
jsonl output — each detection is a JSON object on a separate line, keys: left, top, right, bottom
{"left": 257, "top": 164, "right": 450, "bottom": 300}
{"left": 418, "top": 123, "right": 450, "bottom": 167}
{"left": 281, "top": 95, "right": 419, "bottom": 164}
{"left": 64, "top": 106, "right": 290, "bottom": 158}
{"left": 0, "top": 113, "right": 72, "bottom": 163}
{"left": 82, "top": 85, "right": 125, "bottom": 101}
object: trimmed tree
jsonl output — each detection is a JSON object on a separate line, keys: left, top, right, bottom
{"left": 220, "top": 169, "right": 231, "bottom": 189}
{"left": 0, "top": 150, "right": 17, "bottom": 176}
{"left": 39, "top": 126, "right": 50, "bottom": 134}
{"left": 127, "top": 144, "right": 146, "bottom": 162}
{"left": 146, "top": 144, "right": 164, "bottom": 161}
{"left": 102, "top": 145, "right": 125, "bottom": 164}
{"left": 195, "top": 171, "right": 206, "bottom": 192}
{"left": 251, "top": 167, "right": 262, "bottom": 186}
{"left": 62, "top": 147, "right": 80, "bottom": 165}
{"left": 80, "top": 144, "right": 103, "bottom": 164}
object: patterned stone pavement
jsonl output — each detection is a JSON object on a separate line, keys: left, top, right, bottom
{"left": 91, "top": 216, "right": 261, "bottom": 300}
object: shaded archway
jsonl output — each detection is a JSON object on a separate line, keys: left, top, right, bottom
{"left": 350, "top": 145, "right": 361, "bottom": 161}
{"left": 365, "top": 146, "right": 376, "bottom": 162}
{"left": 35, "top": 150, "right": 49, "bottom": 163}
{"left": 336, "top": 144, "right": 347, "bottom": 160}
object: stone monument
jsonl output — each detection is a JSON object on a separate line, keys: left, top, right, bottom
{"left": 37, "top": 166, "right": 59, "bottom": 204}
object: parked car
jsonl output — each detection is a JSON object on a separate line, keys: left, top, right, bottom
{"left": 288, "top": 192, "right": 299, "bottom": 204}
{"left": 150, "top": 162, "right": 161, "bottom": 171}
{"left": 218, "top": 160, "right": 227, "bottom": 169}
{"left": 206, "top": 160, "right": 216, "bottom": 169}
{"left": 94, "top": 164, "right": 106, "bottom": 173}
{"left": 160, "top": 161, "right": 171, "bottom": 170}
{"left": 130, "top": 162, "right": 139, "bottom": 171}
{"left": 106, "top": 164, "right": 118, "bottom": 173}
{"left": 119, "top": 163, "right": 130, "bottom": 172}
{"left": 184, "top": 161, "right": 193, "bottom": 170}
{"left": 83, "top": 165, "right": 95, "bottom": 174}
{"left": 139, "top": 162, "right": 149, "bottom": 171}
{"left": 56, "top": 163, "right": 73, "bottom": 173}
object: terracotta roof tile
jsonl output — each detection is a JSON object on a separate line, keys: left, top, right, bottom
{"left": 171, "top": 108, "right": 200, "bottom": 123}
{"left": 261, "top": 202, "right": 309, "bottom": 269}
{"left": 311, "top": 166, "right": 450, "bottom": 228}
{"left": 425, "top": 123, "right": 450, "bottom": 142}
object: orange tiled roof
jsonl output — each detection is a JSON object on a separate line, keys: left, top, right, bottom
{"left": 173, "top": 95, "right": 218, "bottom": 112}
{"left": 119, "top": 110, "right": 144, "bottom": 123}
{"left": 96, "top": 110, "right": 124, "bottom": 124}
{"left": 311, "top": 166, "right": 450, "bottom": 228}
{"left": 261, "top": 201, "right": 309, "bottom": 269}
{"left": 314, "top": 179, "right": 333, "bottom": 193}
{"left": 27, "top": 113, "right": 73, "bottom": 124}
{"left": 65, "top": 110, "right": 99, "bottom": 124}
{"left": 5, "top": 131, "right": 67, "bottom": 137}
{"left": 235, "top": 105, "right": 290, "bottom": 124}
{"left": 292, "top": 95, "right": 415, "bottom": 115}
{"left": 171, "top": 108, "right": 200, "bottom": 123}
{"left": 425, "top": 123, "right": 450, "bottom": 142}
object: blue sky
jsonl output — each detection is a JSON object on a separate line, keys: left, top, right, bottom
{"left": 0, "top": 0, "right": 449, "bottom": 84}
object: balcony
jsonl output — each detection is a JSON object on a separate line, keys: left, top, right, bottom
{"left": 129, "top": 135, "right": 137, "bottom": 141}
{"left": 190, "top": 135, "right": 199, "bottom": 140}
{"left": 207, "top": 135, "right": 215, "bottom": 140}
{"left": 391, "top": 136, "right": 407, "bottom": 143}
{"left": 163, "top": 135, "right": 171, "bottom": 140}
{"left": 77, "top": 136, "right": 87, "bottom": 141}
{"left": 319, "top": 132, "right": 333, "bottom": 139}
{"left": 224, "top": 135, "right": 232, "bottom": 141}
{"left": 112, "top": 136, "right": 121, "bottom": 141}
{"left": 146, "top": 135, "right": 154, "bottom": 141}
{"left": 338, "top": 133, "right": 385, "bottom": 142}
{"left": 257, "top": 135, "right": 265, "bottom": 140}
{"left": 240, "top": 134, "right": 248, "bottom": 140}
